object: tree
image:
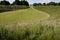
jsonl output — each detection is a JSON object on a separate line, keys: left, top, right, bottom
{"left": 12, "top": 0, "right": 21, "bottom": 5}
{"left": 21, "top": 1, "right": 29, "bottom": 6}
{"left": 12, "top": 0, "right": 29, "bottom": 6}
{"left": 0, "top": 0, "right": 10, "bottom": 5}
{"left": 0, "top": 2, "right": 1, "bottom": 5}
{"left": 47, "top": 2, "right": 56, "bottom": 6}
{"left": 57, "top": 2, "right": 60, "bottom": 6}
{"left": 21, "top": 0, "right": 26, "bottom": 1}
{"left": 38, "top": 3, "right": 42, "bottom": 6}
{"left": 43, "top": 3, "right": 46, "bottom": 6}
{"left": 33, "top": 3, "right": 42, "bottom": 6}
{"left": 33, "top": 3, "right": 38, "bottom": 6}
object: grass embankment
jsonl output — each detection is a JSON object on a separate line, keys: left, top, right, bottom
{"left": 34, "top": 6, "right": 60, "bottom": 19}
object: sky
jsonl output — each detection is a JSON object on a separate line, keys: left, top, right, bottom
{"left": 3, "top": 0, "right": 60, "bottom": 4}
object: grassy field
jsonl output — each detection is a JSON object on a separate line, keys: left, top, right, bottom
{"left": 0, "top": 6, "right": 60, "bottom": 40}
{"left": 0, "top": 7, "right": 49, "bottom": 24}
{"left": 34, "top": 6, "right": 60, "bottom": 19}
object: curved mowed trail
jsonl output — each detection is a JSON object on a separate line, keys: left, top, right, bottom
{"left": 0, "top": 7, "right": 50, "bottom": 24}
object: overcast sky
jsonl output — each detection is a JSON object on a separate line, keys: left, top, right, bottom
{"left": 5, "top": 0, "right": 60, "bottom": 4}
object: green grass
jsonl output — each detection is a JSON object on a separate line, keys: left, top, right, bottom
{"left": 0, "top": 6, "right": 60, "bottom": 40}
{"left": 33, "top": 6, "right": 60, "bottom": 19}
{"left": 0, "top": 7, "right": 49, "bottom": 24}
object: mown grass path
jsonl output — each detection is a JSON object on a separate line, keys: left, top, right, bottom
{"left": 0, "top": 7, "right": 50, "bottom": 25}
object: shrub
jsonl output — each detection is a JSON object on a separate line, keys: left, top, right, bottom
{"left": 0, "top": 5, "right": 29, "bottom": 13}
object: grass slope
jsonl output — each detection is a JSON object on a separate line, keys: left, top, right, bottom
{"left": 0, "top": 7, "right": 49, "bottom": 24}
{"left": 34, "top": 6, "right": 60, "bottom": 19}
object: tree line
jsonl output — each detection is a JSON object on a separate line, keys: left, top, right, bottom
{"left": 0, "top": 0, "right": 29, "bottom": 6}
{"left": 33, "top": 2, "right": 60, "bottom": 6}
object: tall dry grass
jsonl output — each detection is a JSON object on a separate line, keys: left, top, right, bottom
{"left": 0, "top": 19, "right": 60, "bottom": 40}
